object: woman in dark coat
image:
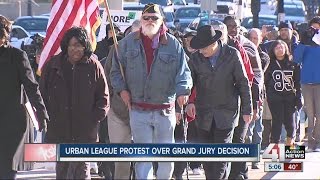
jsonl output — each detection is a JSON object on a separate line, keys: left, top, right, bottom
{"left": 0, "top": 15, "right": 48, "bottom": 179}
{"left": 40, "top": 26, "right": 109, "bottom": 179}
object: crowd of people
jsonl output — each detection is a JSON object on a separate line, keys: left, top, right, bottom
{"left": 1, "top": 2, "right": 320, "bottom": 179}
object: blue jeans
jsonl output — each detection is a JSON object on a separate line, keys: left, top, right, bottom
{"left": 130, "top": 108, "right": 176, "bottom": 180}
{"left": 247, "top": 106, "right": 264, "bottom": 145}
{"left": 34, "top": 128, "right": 46, "bottom": 143}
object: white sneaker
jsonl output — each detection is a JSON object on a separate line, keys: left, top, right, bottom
{"left": 182, "top": 169, "right": 187, "bottom": 175}
{"left": 192, "top": 168, "right": 202, "bottom": 175}
{"left": 90, "top": 162, "right": 98, "bottom": 174}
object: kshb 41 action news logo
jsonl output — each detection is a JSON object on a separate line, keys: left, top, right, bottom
{"left": 24, "top": 144, "right": 57, "bottom": 162}
{"left": 262, "top": 143, "right": 305, "bottom": 162}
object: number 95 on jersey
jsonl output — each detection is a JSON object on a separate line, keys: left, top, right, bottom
{"left": 265, "top": 162, "right": 303, "bottom": 172}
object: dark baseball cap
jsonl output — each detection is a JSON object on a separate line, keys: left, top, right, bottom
{"left": 142, "top": 3, "right": 164, "bottom": 17}
{"left": 278, "top": 21, "right": 293, "bottom": 30}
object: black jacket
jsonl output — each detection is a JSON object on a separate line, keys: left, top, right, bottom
{"left": 40, "top": 53, "right": 109, "bottom": 143}
{"left": 0, "top": 45, "right": 48, "bottom": 133}
{"left": 95, "top": 36, "right": 123, "bottom": 60}
{"left": 189, "top": 42, "right": 252, "bottom": 131}
{"left": 265, "top": 58, "right": 301, "bottom": 102}
{"left": 0, "top": 45, "right": 48, "bottom": 171}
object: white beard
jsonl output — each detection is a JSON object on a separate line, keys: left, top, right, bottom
{"left": 142, "top": 23, "right": 161, "bottom": 37}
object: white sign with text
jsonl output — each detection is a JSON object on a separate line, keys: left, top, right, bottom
{"left": 98, "top": 9, "right": 142, "bottom": 42}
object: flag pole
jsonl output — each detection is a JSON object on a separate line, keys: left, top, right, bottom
{"left": 103, "top": 0, "right": 125, "bottom": 81}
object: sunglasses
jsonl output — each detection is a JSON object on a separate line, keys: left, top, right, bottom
{"left": 142, "top": 16, "right": 159, "bottom": 21}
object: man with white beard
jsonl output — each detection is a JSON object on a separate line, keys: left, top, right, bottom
{"left": 110, "top": 3, "right": 192, "bottom": 179}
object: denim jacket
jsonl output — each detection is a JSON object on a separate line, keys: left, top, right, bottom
{"left": 110, "top": 31, "right": 192, "bottom": 105}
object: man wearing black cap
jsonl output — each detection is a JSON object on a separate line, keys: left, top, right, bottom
{"left": 185, "top": 25, "right": 253, "bottom": 179}
{"left": 278, "top": 21, "right": 295, "bottom": 52}
{"left": 110, "top": 3, "right": 192, "bottom": 179}
{"left": 261, "top": 21, "right": 298, "bottom": 54}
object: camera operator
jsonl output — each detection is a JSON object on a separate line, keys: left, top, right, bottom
{"left": 21, "top": 33, "right": 45, "bottom": 82}
{"left": 294, "top": 16, "right": 320, "bottom": 152}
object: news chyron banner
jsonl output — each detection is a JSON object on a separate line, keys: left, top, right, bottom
{"left": 24, "top": 144, "right": 259, "bottom": 162}
{"left": 262, "top": 143, "right": 305, "bottom": 172}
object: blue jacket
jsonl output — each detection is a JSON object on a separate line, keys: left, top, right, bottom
{"left": 110, "top": 31, "right": 192, "bottom": 105}
{"left": 294, "top": 44, "right": 320, "bottom": 84}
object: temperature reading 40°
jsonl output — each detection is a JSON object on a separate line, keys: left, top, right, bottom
{"left": 284, "top": 162, "right": 303, "bottom": 172}
{"left": 288, "top": 164, "right": 297, "bottom": 170}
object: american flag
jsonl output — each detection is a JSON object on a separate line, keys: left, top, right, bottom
{"left": 37, "top": 0, "right": 102, "bottom": 75}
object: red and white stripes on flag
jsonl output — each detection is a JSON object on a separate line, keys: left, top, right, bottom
{"left": 38, "top": 0, "right": 102, "bottom": 75}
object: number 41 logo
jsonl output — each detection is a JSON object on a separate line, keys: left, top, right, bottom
{"left": 262, "top": 143, "right": 285, "bottom": 162}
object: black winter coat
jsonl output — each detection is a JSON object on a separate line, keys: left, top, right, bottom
{"left": 0, "top": 45, "right": 48, "bottom": 170}
{"left": 189, "top": 42, "right": 253, "bottom": 131}
{"left": 40, "top": 53, "right": 109, "bottom": 143}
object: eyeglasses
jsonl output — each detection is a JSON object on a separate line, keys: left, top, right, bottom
{"left": 142, "top": 16, "right": 159, "bottom": 21}
{"left": 68, "top": 44, "right": 85, "bottom": 51}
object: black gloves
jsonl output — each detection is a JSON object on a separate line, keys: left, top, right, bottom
{"left": 38, "top": 118, "right": 48, "bottom": 132}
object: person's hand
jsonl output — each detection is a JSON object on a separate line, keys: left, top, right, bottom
{"left": 38, "top": 119, "right": 48, "bottom": 132}
{"left": 243, "top": 114, "right": 253, "bottom": 124}
{"left": 186, "top": 103, "right": 196, "bottom": 119}
{"left": 120, "top": 90, "right": 131, "bottom": 110}
{"left": 176, "top": 113, "right": 182, "bottom": 125}
{"left": 262, "top": 25, "right": 273, "bottom": 38}
{"left": 253, "top": 108, "right": 259, "bottom": 121}
{"left": 177, "top": 95, "right": 189, "bottom": 108}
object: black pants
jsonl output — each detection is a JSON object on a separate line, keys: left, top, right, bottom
{"left": 56, "top": 162, "right": 90, "bottom": 179}
{"left": 268, "top": 96, "right": 296, "bottom": 143}
{"left": 0, "top": 131, "right": 24, "bottom": 179}
{"left": 98, "top": 118, "right": 114, "bottom": 180}
{"left": 198, "top": 118, "right": 234, "bottom": 180}
{"left": 229, "top": 115, "right": 249, "bottom": 179}
{"left": 262, "top": 120, "right": 272, "bottom": 150}
{"left": 173, "top": 121, "right": 201, "bottom": 179}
